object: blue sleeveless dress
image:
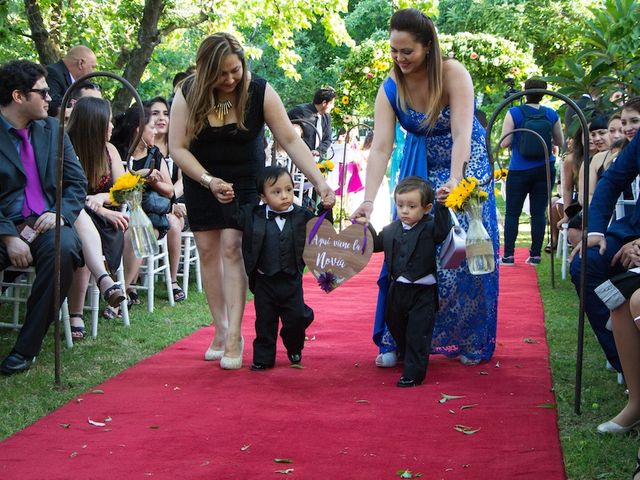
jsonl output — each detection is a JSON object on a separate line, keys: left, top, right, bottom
{"left": 374, "top": 77, "right": 499, "bottom": 364}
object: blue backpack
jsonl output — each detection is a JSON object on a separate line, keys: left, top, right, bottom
{"left": 518, "top": 105, "right": 553, "bottom": 159}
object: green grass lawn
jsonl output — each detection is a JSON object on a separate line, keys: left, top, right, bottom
{"left": 0, "top": 213, "right": 638, "bottom": 479}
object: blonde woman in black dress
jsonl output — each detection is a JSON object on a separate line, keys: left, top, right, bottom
{"left": 169, "top": 33, "right": 335, "bottom": 370}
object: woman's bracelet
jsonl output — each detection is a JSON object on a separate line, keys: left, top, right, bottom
{"left": 362, "top": 200, "right": 374, "bottom": 204}
{"left": 200, "top": 171, "right": 214, "bottom": 189}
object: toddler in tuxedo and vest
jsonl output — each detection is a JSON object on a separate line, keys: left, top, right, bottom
{"left": 235, "top": 166, "right": 315, "bottom": 370}
{"left": 361, "top": 176, "right": 451, "bottom": 387}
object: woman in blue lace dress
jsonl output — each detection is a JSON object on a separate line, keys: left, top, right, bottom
{"left": 352, "top": 8, "right": 499, "bottom": 367}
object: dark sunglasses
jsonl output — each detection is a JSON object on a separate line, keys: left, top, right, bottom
{"left": 26, "top": 88, "right": 51, "bottom": 100}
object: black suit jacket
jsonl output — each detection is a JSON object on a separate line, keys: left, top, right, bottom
{"left": 0, "top": 116, "right": 87, "bottom": 237}
{"left": 287, "top": 103, "right": 332, "bottom": 156}
{"left": 46, "top": 60, "right": 73, "bottom": 118}
{"left": 588, "top": 129, "right": 640, "bottom": 242}
{"left": 371, "top": 203, "right": 451, "bottom": 282}
{"left": 236, "top": 204, "right": 314, "bottom": 290}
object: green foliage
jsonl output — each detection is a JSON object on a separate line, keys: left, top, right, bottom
{"left": 330, "top": 38, "right": 392, "bottom": 128}
{"left": 437, "top": 0, "right": 598, "bottom": 72}
{"left": 547, "top": 0, "right": 640, "bottom": 132}
{"left": 330, "top": 31, "right": 537, "bottom": 127}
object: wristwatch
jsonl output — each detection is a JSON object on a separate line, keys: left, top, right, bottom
{"left": 200, "top": 171, "right": 214, "bottom": 189}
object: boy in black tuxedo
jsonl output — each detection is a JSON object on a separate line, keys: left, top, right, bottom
{"left": 361, "top": 176, "right": 451, "bottom": 387}
{"left": 235, "top": 166, "right": 315, "bottom": 370}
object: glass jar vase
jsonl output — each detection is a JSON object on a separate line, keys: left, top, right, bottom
{"left": 465, "top": 202, "right": 495, "bottom": 275}
{"left": 125, "top": 189, "right": 159, "bottom": 258}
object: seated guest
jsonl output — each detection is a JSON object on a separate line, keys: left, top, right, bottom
{"left": 46, "top": 45, "right": 98, "bottom": 117}
{"left": 112, "top": 105, "right": 174, "bottom": 306}
{"left": 66, "top": 97, "right": 129, "bottom": 334}
{"left": 63, "top": 81, "right": 102, "bottom": 124}
{"left": 0, "top": 60, "right": 86, "bottom": 374}
{"left": 568, "top": 125, "right": 640, "bottom": 376}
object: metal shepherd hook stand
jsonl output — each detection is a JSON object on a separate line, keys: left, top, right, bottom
{"left": 53, "top": 72, "right": 145, "bottom": 385}
{"left": 485, "top": 88, "right": 590, "bottom": 414}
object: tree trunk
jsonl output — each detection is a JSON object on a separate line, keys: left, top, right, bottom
{"left": 24, "top": 0, "right": 60, "bottom": 65}
{"left": 111, "top": 0, "right": 166, "bottom": 114}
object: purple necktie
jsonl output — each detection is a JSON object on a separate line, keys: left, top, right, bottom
{"left": 14, "top": 128, "right": 46, "bottom": 217}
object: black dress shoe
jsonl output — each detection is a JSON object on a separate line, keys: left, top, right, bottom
{"left": 396, "top": 376, "right": 422, "bottom": 388}
{"left": 0, "top": 352, "right": 33, "bottom": 375}
{"left": 251, "top": 363, "right": 273, "bottom": 371}
{"left": 287, "top": 352, "right": 302, "bottom": 364}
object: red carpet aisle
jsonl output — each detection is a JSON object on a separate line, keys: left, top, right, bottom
{"left": 0, "top": 249, "right": 565, "bottom": 479}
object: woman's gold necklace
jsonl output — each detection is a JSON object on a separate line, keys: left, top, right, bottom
{"left": 213, "top": 100, "right": 232, "bottom": 121}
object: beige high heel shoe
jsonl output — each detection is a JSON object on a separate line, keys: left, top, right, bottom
{"left": 220, "top": 337, "right": 244, "bottom": 370}
{"left": 204, "top": 347, "right": 224, "bottom": 361}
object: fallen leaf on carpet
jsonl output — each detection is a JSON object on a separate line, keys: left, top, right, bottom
{"left": 290, "top": 364, "right": 304, "bottom": 369}
{"left": 445, "top": 468, "right": 454, "bottom": 472}
{"left": 149, "top": 425, "right": 160, "bottom": 429}
{"left": 479, "top": 371, "right": 489, "bottom": 376}
{"left": 275, "top": 468, "right": 294, "bottom": 474}
{"left": 495, "top": 361, "right": 500, "bottom": 368}
{"left": 396, "top": 469, "right": 422, "bottom": 478}
{"left": 91, "top": 389, "right": 104, "bottom": 394}
{"left": 454, "top": 424, "right": 481, "bottom": 435}
{"left": 173, "top": 387, "right": 180, "bottom": 390}
{"left": 87, "top": 418, "right": 106, "bottom": 427}
{"left": 274, "top": 458, "right": 293, "bottom": 463}
{"left": 439, "top": 393, "right": 465, "bottom": 403}
{"left": 241, "top": 444, "right": 251, "bottom": 451}
{"left": 460, "top": 404, "right": 478, "bottom": 410}
{"left": 463, "top": 464, "right": 470, "bottom": 468}
{"left": 537, "top": 403, "right": 557, "bottom": 409}
{"left": 523, "top": 338, "right": 539, "bottom": 344}
{"left": 69, "top": 451, "right": 77, "bottom": 458}
{"left": 201, "top": 461, "right": 210, "bottom": 466}
{"left": 105, "top": 416, "right": 112, "bottom": 422}
{"left": 82, "top": 444, "right": 88, "bottom": 449}
{"left": 104, "top": 428, "right": 112, "bottom": 432}
{"left": 354, "top": 363, "right": 360, "bottom": 367}
{"left": 448, "top": 409, "right": 456, "bottom": 415}
{"left": 356, "top": 399, "right": 369, "bottom": 403}
{"left": 60, "top": 423, "right": 70, "bottom": 428}
{"left": 76, "top": 398, "right": 83, "bottom": 403}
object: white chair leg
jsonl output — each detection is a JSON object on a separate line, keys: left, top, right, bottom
{"left": 561, "top": 223, "right": 569, "bottom": 280}
{"left": 195, "top": 249, "right": 202, "bottom": 293}
{"left": 89, "top": 281, "right": 100, "bottom": 338}
{"left": 60, "top": 299, "right": 73, "bottom": 349}
{"left": 117, "top": 263, "right": 130, "bottom": 327}
{"left": 182, "top": 234, "right": 191, "bottom": 299}
{"left": 146, "top": 254, "right": 155, "bottom": 313}
{"left": 164, "top": 244, "right": 175, "bottom": 307}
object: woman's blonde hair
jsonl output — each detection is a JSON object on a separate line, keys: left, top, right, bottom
{"left": 390, "top": 9, "right": 444, "bottom": 131}
{"left": 185, "top": 33, "right": 249, "bottom": 140}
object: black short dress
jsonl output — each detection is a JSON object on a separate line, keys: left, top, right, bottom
{"left": 183, "top": 76, "right": 267, "bottom": 231}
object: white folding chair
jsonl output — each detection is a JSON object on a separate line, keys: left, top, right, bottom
{"left": 132, "top": 235, "right": 174, "bottom": 312}
{"left": 178, "top": 231, "right": 202, "bottom": 300}
{"left": 1, "top": 266, "right": 73, "bottom": 348}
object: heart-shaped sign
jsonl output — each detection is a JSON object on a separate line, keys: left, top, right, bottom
{"left": 303, "top": 218, "right": 374, "bottom": 293}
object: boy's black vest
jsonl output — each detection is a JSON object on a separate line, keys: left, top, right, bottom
{"left": 257, "top": 218, "right": 297, "bottom": 276}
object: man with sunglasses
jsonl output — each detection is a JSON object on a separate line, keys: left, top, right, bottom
{"left": 46, "top": 45, "right": 98, "bottom": 118}
{"left": 0, "top": 60, "right": 87, "bottom": 375}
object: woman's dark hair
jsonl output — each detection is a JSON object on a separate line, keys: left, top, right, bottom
{"left": 145, "top": 96, "right": 169, "bottom": 110}
{"left": 390, "top": 9, "right": 443, "bottom": 130}
{"left": 111, "top": 104, "right": 152, "bottom": 160}
{"left": 313, "top": 87, "right": 336, "bottom": 105}
{"left": 0, "top": 60, "right": 47, "bottom": 107}
{"left": 623, "top": 96, "right": 640, "bottom": 115}
{"left": 363, "top": 132, "right": 374, "bottom": 150}
{"left": 257, "top": 166, "right": 293, "bottom": 195}
{"left": 589, "top": 113, "right": 609, "bottom": 132}
{"left": 524, "top": 78, "right": 547, "bottom": 104}
{"left": 67, "top": 96, "right": 112, "bottom": 190}
{"left": 394, "top": 175, "right": 434, "bottom": 207}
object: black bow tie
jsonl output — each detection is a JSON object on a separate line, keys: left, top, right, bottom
{"left": 267, "top": 210, "right": 292, "bottom": 220}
